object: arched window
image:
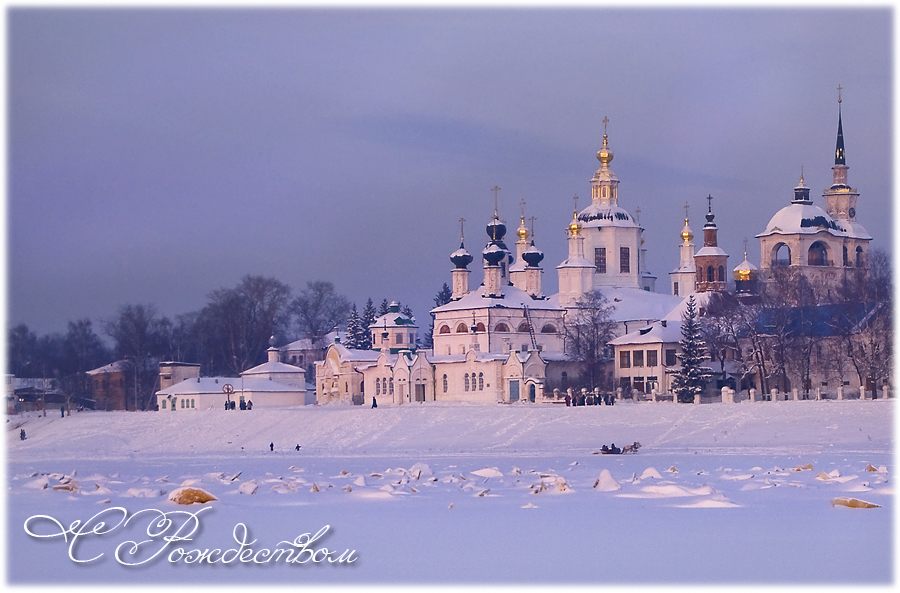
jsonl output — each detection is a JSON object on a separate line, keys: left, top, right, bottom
{"left": 856, "top": 246, "right": 864, "bottom": 267}
{"left": 517, "top": 322, "right": 530, "bottom": 333}
{"left": 464, "top": 373, "right": 470, "bottom": 392}
{"left": 718, "top": 266, "right": 725, "bottom": 281}
{"left": 843, "top": 246, "right": 849, "bottom": 266}
{"left": 456, "top": 323, "right": 468, "bottom": 333}
{"left": 540, "top": 324, "right": 557, "bottom": 334}
{"left": 180, "top": 399, "right": 184, "bottom": 409}
{"left": 376, "top": 379, "right": 381, "bottom": 395}
{"left": 478, "top": 372, "right": 484, "bottom": 391}
{"left": 475, "top": 322, "right": 486, "bottom": 332}
{"left": 191, "top": 399, "right": 195, "bottom": 408}
{"left": 495, "top": 323, "right": 510, "bottom": 332}
{"left": 707, "top": 266, "right": 714, "bottom": 282}
{"left": 442, "top": 374, "right": 448, "bottom": 393}
{"left": 773, "top": 243, "right": 791, "bottom": 266}
{"left": 696, "top": 269, "right": 703, "bottom": 283}
{"left": 808, "top": 241, "right": 828, "bottom": 266}
{"left": 389, "top": 378, "right": 394, "bottom": 395}
{"left": 161, "top": 399, "right": 166, "bottom": 409}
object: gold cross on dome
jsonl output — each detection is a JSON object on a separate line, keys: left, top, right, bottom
{"left": 491, "top": 186, "right": 501, "bottom": 216}
{"left": 519, "top": 198, "right": 526, "bottom": 217}
{"left": 684, "top": 201, "right": 690, "bottom": 220}
{"left": 837, "top": 84, "right": 843, "bottom": 104}
{"left": 459, "top": 217, "right": 466, "bottom": 241}
{"left": 572, "top": 194, "right": 579, "bottom": 212}
{"left": 602, "top": 116, "right": 609, "bottom": 136}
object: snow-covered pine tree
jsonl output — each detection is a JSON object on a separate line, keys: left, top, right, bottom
{"left": 424, "top": 283, "right": 453, "bottom": 349}
{"left": 344, "top": 304, "right": 365, "bottom": 349}
{"left": 672, "top": 295, "right": 710, "bottom": 403}
{"left": 361, "top": 298, "right": 376, "bottom": 350}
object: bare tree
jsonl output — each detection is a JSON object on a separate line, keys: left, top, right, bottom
{"left": 103, "top": 304, "right": 169, "bottom": 410}
{"left": 563, "top": 290, "right": 617, "bottom": 389}
{"left": 292, "top": 281, "right": 350, "bottom": 344}
{"left": 201, "top": 275, "right": 293, "bottom": 375}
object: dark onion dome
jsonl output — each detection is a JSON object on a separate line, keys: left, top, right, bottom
{"left": 450, "top": 242, "right": 474, "bottom": 269}
{"left": 482, "top": 243, "right": 505, "bottom": 266}
{"left": 522, "top": 240, "right": 544, "bottom": 267}
{"left": 486, "top": 215, "right": 507, "bottom": 242}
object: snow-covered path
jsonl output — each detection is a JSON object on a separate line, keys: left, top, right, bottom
{"left": 6, "top": 400, "right": 893, "bottom": 585}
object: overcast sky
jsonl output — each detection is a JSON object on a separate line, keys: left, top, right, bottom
{"left": 7, "top": 8, "right": 893, "bottom": 338}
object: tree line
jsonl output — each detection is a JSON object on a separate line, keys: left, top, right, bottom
{"left": 8, "top": 276, "right": 418, "bottom": 410}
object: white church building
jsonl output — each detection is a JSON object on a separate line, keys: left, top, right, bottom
{"left": 316, "top": 123, "right": 683, "bottom": 405}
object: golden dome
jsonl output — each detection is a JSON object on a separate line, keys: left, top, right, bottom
{"left": 516, "top": 216, "right": 530, "bottom": 240}
{"left": 681, "top": 218, "right": 694, "bottom": 242}
{"left": 568, "top": 210, "right": 582, "bottom": 236}
{"left": 596, "top": 134, "right": 614, "bottom": 167}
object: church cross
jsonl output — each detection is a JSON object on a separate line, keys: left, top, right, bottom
{"left": 837, "top": 84, "right": 842, "bottom": 104}
{"left": 459, "top": 217, "right": 466, "bottom": 241}
{"left": 706, "top": 194, "right": 714, "bottom": 213}
{"left": 491, "top": 186, "right": 501, "bottom": 215}
{"left": 635, "top": 206, "right": 641, "bottom": 224}
{"left": 743, "top": 237, "right": 749, "bottom": 258}
{"left": 572, "top": 194, "right": 579, "bottom": 212}
{"left": 519, "top": 198, "right": 526, "bottom": 217}
{"left": 602, "top": 116, "right": 609, "bottom": 136}
{"left": 529, "top": 216, "right": 537, "bottom": 236}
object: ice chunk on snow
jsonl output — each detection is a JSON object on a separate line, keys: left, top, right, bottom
{"left": 830, "top": 497, "right": 880, "bottom": 509}
{"left": 593, "top": 469, "right": 621, "bottom": 492}
{"left": 24, "top": 476, "right": 49, "bottom": 490}
{"left": 123, "top": 487, "right": 163, "bottom": 498}
{"left": 471, "top": 467, "right": 503, "bottom": 478}
{"left": 238, "top": 480, "right": 258, "bottom": 495}
{"left": 168, "top": 487, "right": 216, "bottom": 505}
{"left": 409, "top": 462, "right": 432, "bottom": 477}
{"left": 675, "top": 495, "right": 739, "bottom": 508}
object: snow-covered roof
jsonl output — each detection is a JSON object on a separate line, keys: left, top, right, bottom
{"left": 694, "top": 246, "right": 728, "bottom": 257}
{"left": 608, "top": 319, "right": 682, "bottom": 346}
{"left": 662, "top": 291, "right": 715, "bottom": 321}
{"left": 156, "top": 376, "right": 305, "bottom": 397}
{"left": 556, "top": 255, "right": 594, "bottom": 269}
{"left": 241, "top": 360, "right": 306, "bottom": 376}
{"left": 757, "top": 203, "right": 848, "bottom": 238}
{"left": 370, "top": 311, "right": 417, "bottom": 329}
{"left": 432, "top": 283, "right": 564, "bottom": 315}
{"left": 577, "top": 203, "right": 639, "bottom": 229}
{"left": 326, "top": 342, "right": 383, "bottom": 363}
{"left": 86, "top": 360, "right": 131, "bottom": 375}
{"left": 594, "top": 286, "right": 683, "bottom": 324}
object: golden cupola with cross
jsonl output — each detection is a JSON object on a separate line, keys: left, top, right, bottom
{"left": 559, "top": 116, "right": 646, "bottom": 295}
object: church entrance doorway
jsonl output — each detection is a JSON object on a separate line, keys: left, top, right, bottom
{"left": 509, "top": 380, "right": 519, "bottom": 402}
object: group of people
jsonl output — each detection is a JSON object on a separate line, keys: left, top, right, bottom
{"left": 223, "top": 399, "right": 253, "bottom": 411}
{"left": 564, "top": 392, "right": 615, "bottom": 406}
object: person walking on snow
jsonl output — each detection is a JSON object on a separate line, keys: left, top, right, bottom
{"left": 372, "top": 397, "right": 377, "bottom": 408}
{"left": 269, "top": 442, "right": 274, "bottom": 452}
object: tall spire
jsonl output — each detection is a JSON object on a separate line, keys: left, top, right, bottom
{"left": 835, "top": 85, "right": 846, "bottom": 165}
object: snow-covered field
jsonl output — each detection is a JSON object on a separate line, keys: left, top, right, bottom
{"left": 6, "top": 399, "right": 894, "bottom": 585}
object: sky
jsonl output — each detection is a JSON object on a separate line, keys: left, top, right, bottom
{"left": 7, "top": 8, "right": 893, "bottom": 338}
